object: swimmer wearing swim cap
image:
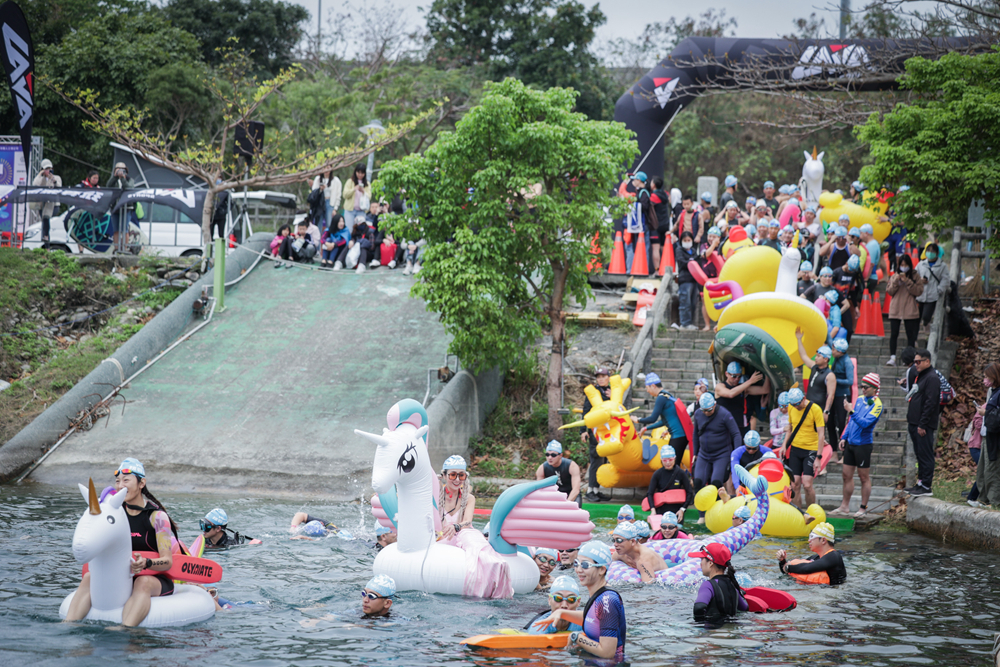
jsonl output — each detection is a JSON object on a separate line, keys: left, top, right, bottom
{"left": 776, "top": 522, "right": 847, "bottom": 585}
{"left": 524, "top": 576, "right": 584, "bottom": 634}
{"left": 362, "top": 575, "right": 396, "bottom": 618}
{"left": 611, "top": 522, "right": 669, "bottom": 584}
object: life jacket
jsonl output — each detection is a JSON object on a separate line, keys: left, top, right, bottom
{"left": 786, "top": 558, "right": 831, "bottom": 585}
{"left": 641, "top": 489, "right": 688, "bottom": 512}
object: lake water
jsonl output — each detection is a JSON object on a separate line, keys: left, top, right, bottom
{"left": 1, "top": 483, "right": 997, "bottom": 666}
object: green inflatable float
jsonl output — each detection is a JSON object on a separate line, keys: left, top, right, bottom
{"left": 711, "top": 323, "right": 795, "bottom": 406}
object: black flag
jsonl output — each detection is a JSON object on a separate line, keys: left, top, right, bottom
{"left": 0, "top": 1, "right": 33, "bottom": 162}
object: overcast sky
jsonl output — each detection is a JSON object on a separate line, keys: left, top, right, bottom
{"left": 293, "top": 0, "right": 867, "bottom": 51}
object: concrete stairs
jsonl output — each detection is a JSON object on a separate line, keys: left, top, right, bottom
{"left": 632, "top": 318, "right": 915, "bottom": 513}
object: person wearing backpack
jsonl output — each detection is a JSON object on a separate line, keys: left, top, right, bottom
{"left": 904, "top": 349, "right": 941, "bottom": 496}
{"left": 973, "top": 362, "right": 1000, "bottom": 508}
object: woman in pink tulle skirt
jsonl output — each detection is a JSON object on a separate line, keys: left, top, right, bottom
{"left": 438, "top": 455, "right": 513, "bottom": 598}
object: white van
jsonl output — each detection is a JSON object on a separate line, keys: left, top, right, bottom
{"left": 21, "top": 190, "right": 298, "bottom": 256}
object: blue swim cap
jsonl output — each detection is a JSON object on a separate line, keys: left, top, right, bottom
{"left": 778, "top": 391, "right": 790, "bottom": 407}
{"left": 707, "top": 226, "right": 720, "bottom": 237}
{"left": 801, "top": 261, "right": 813, "bottom": 272}
{"left": 768, "top": 219, "right": 780, "bottom": 228}
{"left": 787, "top": 388, "right": 805, "bottom": 404}
{"left": 644, "top": 372, "right": 661, "bottom": 386}
{"left": 365, "top": 574, "right": 396, "bottom": 597}
{"left": 746, "top": 196, "right": 757, "bottom": 205}
{"left": 617, "top": 504, "right": 635, "bottom": 520}
{"left": 660, "top": 445, "right": 676, "bottom": 460}
{"left": 578, "top": 540, "right": 612, "bottom": 567}
{"left": 833, "top": 338, "right": 849, "bottom": 352}
{"left": 849, "top": 227, "right": 861, "bottom": 238}
{"left": 545, "top": 440, "right": 562, "bottom": 454}
{"left": 805, "top": 205, "right": 817, "bottom": 213}
{"left": 205, "top": 508, "right": 228, "bottom": 526}
{"left": 816, "top": 345, "right": 833, "bottom": 358}
{"left": 733, "top": 505, "right": 752, "bottom": 521}
{"left": 824, "top": 290, "right": 840, "bottom": 304}
{"left": 763, "top": 180, "right": 775, "bottom": 189}
{"left": 116, "top": 457, "right": 145, "bottom": 479}
{"left": 699, "top": 393, "right": 717, "bottom": 411}
{"left": 789, "top": 184, "right": 799, "bottom": 193}
{"left": 852, "top": 180, "right": 864, "bottom": 192}
{"left": 746, "top": 224, "right": 756, "bottom": 237}
{"left": 375, "top": 522, "right": 392, "bottom": 536}
{"left": 778, "top": 184, "right": 790, "bottom": 194}
{"left": 301, "top": 520, "right": 327, "bottom": 537}
{"left": 838, "top": 213, "right": 851, "bottom": 223}
{"left": 633, "top": 171, "right": 647, "bottom": 183}
{"left": 744, "top": 431, "right": 761, "bottom": 449}
{"left": 819, "top": 266, "right": 834, "bottom": 277}
{"left": 442, "top": 455, "right": 467, "bottom": 471}
{"left": 613, "top": 522, "right": 640, "bottom": 540}
{"left": 860, "top": 223, "right": 874, "bottom": 235}
{"left": 835, "top": 226, "right": 848, "bottom": 238}
{"left": 725, "top": 175, "right": 737, "bottom": 187}
{"left": 726, "top": 361, "right": 743, "bottom": 375}
{"left": 534, "top": 547, "right": 558, "bottom": 560}
{"left": 847, "top": 255, "right": 861, "bottom": 271}
{"left": 549, "top": 575, "right": 581, "bottom": 596}
{"left": 634, "top": 520, "right": 651, "bottom": 538}
{"left": 694, "top": 377, "right": 711, "bottom": 389}
{"left": 661, "top": 511, "right": 679, "bottom": 527}
{"left": 700, "top": 191, "right": 712, "bottom": 203}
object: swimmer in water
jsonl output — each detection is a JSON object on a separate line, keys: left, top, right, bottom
{"left": 616, "top": 505, "right": 636, "bottom": 523}
{"left": 533, "top": 547, "right": 558, "bottom": 590}
{"left": 557, "top": 547, "right": 579, "bottom": 570}
{"left": 651, "top": 511, "right": 691, "bottom": 540}
{"left": 374, "top": 523, "right": 397, "bottom": 551}
{"left": 611, "top": 522, "right": 668, "bottom": 583}
{"left": 524, "top": 576, "right": 584, "bottom": 634}
{"left": 290, "top": 512, "right": 338, "bottom": 540}
{"left": 776, "top": 521, "right": 847, "bottom": 585}
{"left": 689, "top": 542, "right": 748, "bottom": 624}
{"left": 634, "top": 521, "right": 651, "bottom": 544}
{"left": 533, "top": 541, "right": 626, "bottom": 661}
{"left": 731, "top": 505, "right": 752, "bottom": 527}
{"left": 191, "top": 508, "right": 257, "bottom": 551}
{"left": 361, "top": 575, "right": 396, "bottom": 618}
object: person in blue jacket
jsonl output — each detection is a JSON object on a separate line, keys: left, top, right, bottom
{"left": 636, "top": 372, "right": 690, "bottom": 463}
{"left": 729, "top": 431, "right": 773, "bottom": 482}
{"left": 830, "top": 373, "right": 883, "bottom": 518}
{"left": 691, "top": 393, "right": 741, "bottom": 519}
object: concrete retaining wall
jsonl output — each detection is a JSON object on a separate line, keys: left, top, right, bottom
{"left": 426, "top": 366, "right": 503, "bottom": 470}
{"left": 0, "top": 233, "right": 273, "bottom": 483}
{"left": 906, "top": 496, "right": 1000, "bottom": 551}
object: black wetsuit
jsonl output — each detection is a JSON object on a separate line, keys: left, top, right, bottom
{"left": 125, "top": 503, "right": 174, "bottom": 596}
{"left": 694, "top": 575, "right": 745, "bottom": 623}
{"left": 716, "top": 384, "right": 748, "bottom": 437}
{"left": 204, "top": 531, "right": 246, "bottom": 549}
{"left": 780, "top": 550, "right": 847, "bottom": 585}
{"left": 645, "top": 466, "right": 694, "bottom": 515}
{"left": 806, "top": 366, "right": 832, "bottom": 412}
{"left": 542, "top": 459, "right": 578, "bottom": 505}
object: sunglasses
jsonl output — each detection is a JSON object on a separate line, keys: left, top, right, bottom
{"left": 549, "top": 594, "right": 579, "bottom": 604}
{"left": 558, "top": 549, "right": 578, "bottom": 554}
{"left": 535, "top": 557, "right": 557, "bottom": 567}
{"left": 446, "top": 471, "right": 467, "bottom": 480}
{"left": 360, "top": 590, "right": 387, "bottom": 601}
{"left": 199, "top": 520, "right": 225, "bottom": 533}
{"left": 545, "top": 452, "right": 560, "bottom": 458}
{"left": 573, "top": 559, "right": 601, "bottom": 570}
{"left": 661, "top": 525, "right": 678, "bottom": 531}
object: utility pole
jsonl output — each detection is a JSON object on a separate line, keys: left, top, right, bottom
{"left": 839, "top": 0, "right": 850, "bottom": 39}
{"left": 317, "top": 0, "right": 322, "bottom": 54}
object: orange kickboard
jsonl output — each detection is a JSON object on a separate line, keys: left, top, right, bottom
{"left": 460, "top": 632, "right": 571, "bottom": 649}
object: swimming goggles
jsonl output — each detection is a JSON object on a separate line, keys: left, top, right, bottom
{"left": 616, "top": 515, "right": 631, "bottom": 521}
{"left": 573, "top": 560, "right": 601, "bottom": 570}
{"left": 550, "top": 594, "right": 579, "bottom": 604}
{"left": 661, "top": 524, "right": 678, "bottom": 531}
{"left": 114, "top": 468, "right": 139, "bottom": 477}
{"left": 446, "top": 471, "right": 467, "bottom": 480}
{"left": 557, "top": 549, "right": 577, "bottom": 554}
{"left": 535, "top": 557, "right": 557, "bottom": 567}
{"left": 360, "top": 590, "right": 387, "bottom": 601}
{"left": 199, "top": 520, "right": 226, "bottom": 532}
{"left": 611, "top": 537, "right": 629, "bottom": 545}
{"left": 545, "top": 452, "right": 560, "bottom": 458}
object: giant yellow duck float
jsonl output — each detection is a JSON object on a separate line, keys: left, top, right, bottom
{"left": 695, "top": 456, "right": 826, "bottom": 538}
{"left": 560, "top": 375, "right": 690, "bottom": 488}
{"left": 818, "top": 190, "right": 891, "bottom": 242}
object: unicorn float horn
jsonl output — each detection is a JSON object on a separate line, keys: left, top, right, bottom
{"left": 87, "top": 478, "right": 100, "bottom": 515}
{"left": 354, "top": 429, "right": 393, "bottom": 447}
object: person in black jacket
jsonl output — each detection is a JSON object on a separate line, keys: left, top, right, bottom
{"left": 905, "top": 348, "right": 941, "bottom": 495}
{"left": 645, "top": 445, "right": 694, "bottom": 520}
{"left": 581, "top": 368, "right": 612, "bottom": 502}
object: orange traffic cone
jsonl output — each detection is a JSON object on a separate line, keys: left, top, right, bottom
{"left": 882, "top": 292, "right": 891, "bottom": 315}
{"left": 857, "top": 290, "right": 873, "bottom": 335}
{"left": 630, "top": 231, "right": 649, "bottom": 276}
{"left": 659, "top": 232, "right": 674, "bottom": 276}
{"left": 586, "top": 232, "right": 602, "bottom": 273}
{"left": 872, "top": 291, "right": 885, "bottom": 337}
{"left": 608, "top": 231, "right": 627, "bottom": 275}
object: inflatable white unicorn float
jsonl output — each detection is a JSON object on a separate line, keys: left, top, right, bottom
{"left": 58, "top": 479, "right": 216, "bottom": 627}
{"left": 799, "top": 146, "right": 825, "bottom": 208}
{"left": 360, "top": 399, "right": 593, "bottom": 598}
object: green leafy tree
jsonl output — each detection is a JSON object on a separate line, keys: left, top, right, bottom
{"left": 425, "top": 0, "right": 613, "bottom": 119}
{"left": 377, "top": 79, "right": 636, "bottom": 437}
{"left": 161, "top": 0, "right": 309, "bottom": 75}
{"left": 856, "top": 48, "right": 1000, "bottom": 242}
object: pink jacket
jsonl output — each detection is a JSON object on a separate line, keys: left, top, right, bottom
{"left": 270, "top": 234, "right": 286, "bottom": 256}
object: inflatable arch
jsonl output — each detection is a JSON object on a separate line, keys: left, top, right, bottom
{"left": 614, "top": 36, "right": 975, "bottom": 176}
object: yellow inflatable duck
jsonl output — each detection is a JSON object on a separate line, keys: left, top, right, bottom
{"left": 818, "top": 190, "right": 891, "bottom": 242}
{"left": 560, "top": 375, "right": 690, "bottom": 488}
{"left": 694, "top": 457, "right": 826, "bottom": 538}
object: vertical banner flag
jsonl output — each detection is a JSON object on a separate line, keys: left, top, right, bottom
{"left": 0, "top": 1, "right": 33, "bottom": 162}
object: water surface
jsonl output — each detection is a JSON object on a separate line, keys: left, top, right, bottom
{"left": 1, "top": 484, "right": 997, "bottom": 666}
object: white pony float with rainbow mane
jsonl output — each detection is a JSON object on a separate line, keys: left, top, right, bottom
{"left": 361, "top": 399, "right": 593, "bottom": 598}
